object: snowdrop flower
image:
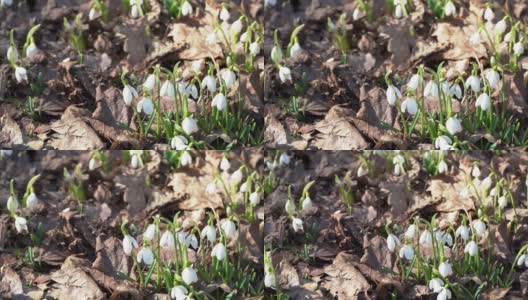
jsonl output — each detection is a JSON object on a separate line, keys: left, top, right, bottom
{"left": 290, "top": 42, "right": 302, "bottom": 57}
{"left": 278, "top": 66, "right": 292, "bottom": 83}
{"left": 221, "top": 69, "right": 236, "bottom": 88}
{"left": 1, "top": 0, "right": 13, "bottom": 7}
{"left": 15, "top": 217, "right": 28, "bottom": 233}
{"left": 435, "top": 136, "right": 453, "bottom": 150}
{"left": 494, "top": 19, "right": 507, "bottom": 36}
{"left": 292, "top": 217, "right": 303, "bottom": 232}
{"left": 353, "top": 7, "right": 366, "bottom": 20}
{"left": 7, "top": 45, "right": 18, "bottom": 63}
{"left": 230, "top": 19, "right": 243, "bottom": 36}
{"left": 386, "top": 233, "right": 400, "bottom": 252}
{"left": 249, "top": 42, "right": 261, "bottom": 56}
{"left": 472, "top": 165, "right": 481, "bottom": 178}
{"left": 220, "top": 7, "right": 230, "bottom": 21}
{"left": 504, "top": 32, "right": 512, "bottom": 43}
{"left": 285, "top": 199, "right": 295, "bottom": 215}
{"left": 171, "top": 286, "right": 189, "bottom": 300}
{"left": 407, "top": 74, "right": 420, "bottom": 90}
{"left": 399, "top": 245, "right": 414, "bottom": 260}
{"left": 395, "top": 5, "right": 404, "bottom": 18}
{"left": 419, "top": 230, "right": 433, "bottom": 246}
{"left": 221, "top": 219, "right": 237, "bottom": 239}
{"left": 122, "top": 235, "right": 139, "bottom": 256}
{"left": 498, "top": 196, "right": 508, "bottom": 209}
{"left": 394, "top": 163, "right": 404, "bottom": 176}
{"left": 446, "top": 117, "right": 462, "bottom": 135}
{"left": 15, "top": 67, "right": 28, "bottom": 83}
{"left": 171, "top": 135, "right": 188, "bottom": 150}
{"left": 122, "top": 85, "right": 138, "bottom": 106}
{"left": 517, "top": 254, "right": 527, "bottom": 267}
{"left": 279, "top": 153, "right": 290, "bottom": 165}
{"left": 464, "top": 240, "right": 478, "bottom": 256}
{"left": 438, "top": 261, "right": 453, "bottom": 277}
{"left": 472, "top": 219, "right": 486, "bottom": 236}
{"left": 143, "top": 74, "right": 156, "bottom": 90}
{"left": 249, "top": 192, "right": 261, "bottom": 206}
{"left": 143, "top": 224, "right": 156, "bottom": 241}
{"left": 444, "top": 1, "right": 456, "bottom": 16}
{"left": 231, "top": 169, "right": 243, "bottom": 185}
{"left": 357, "top": 165, "right": 368, "bottom": 177}
{"left": 485, "top": 69, "right": 500, "bottom": 89}
{"left": 26, "top": 192, "right": 38, "bottom": 208}
{"left": 130, "top": 155, "right": 140, "bottom": 169}
{"left": 455, "top": 225, "right": 470, "bottom": 241}
{"left": 438, "top": 160, "right": 448, "bottom": 174}
{"left": 137, "top": 97, "right": 154, "bottom": 115}
{"left": 186, "top": 234, "right": 198, "bottom": 249}
{"left": 180, "top": 151, "right": 192, "bottom": 166}
{"left": 264, "top": 0, "right": 276, "bottom": 7}
{"left": 514, "top": 42, "right": 524, "bottom": 56}
{"left": 182, "top": 117, "right": 198, "bottom": 135}
{"left": 211, "top": 243, "right": 227, "bottom": 260}
{"left": 401, "top": 98, "right": 418, "bottom": 116}
{"left": 405, "top": 224, "right": 416, "bottom": 239}
{"left": 386, "top": 85, "right": 401, "bottom": 106}
{"left": 201, "top": 225, "right": 216, "bottom": 242}
{"left": 137, "top": 247, "right": 154, "bottom": 265}
{"left": 160, "top": 230, "right": 175, "bottom": 248}
{"left": 26, "top": 43, "right": 38, "bottom": 58}
{"left": 181, "top": 1, "right": 193, "bottom": 16}
{"left": 160, "top": 80, "right": 176, "bottom": 98}
{"left": 424, "top": 80, "right": 439, "bottom": 98}
{"left": 476, "top": 93, "right": 491, "bottom": 111}
{"left": 438, "top": 286, "right": 452, "bottom": 300}
{"left": 201, "top": 75, "right": 217, "bottom": 93}
{"left": 220, "top": 157, "right": 231, "bottom": 171}
{"left": 88, "top": 158, "right": 99, "bottom": 170}
{"left": 449, "top": 83, "right": 462, "bottom": 99}
{"left": 301, "top": 196, "right": 312, "bottom": 210}
{"left": 181, "top": 266, "right": 198, "bottom": 285}
{"left": 484, "top": 7, "right": 494, "bottom": 22}
{"left": 212, "top": 93, "right": 227, "bottom": 111}
{"left": 429, "top": 278, "right": 444, "bottom": 293}
{"left": 271, "top": 46, "right": 283, "bottom": 63}
{"left": 465, "top": 75, "right": 480, "bottom": 93}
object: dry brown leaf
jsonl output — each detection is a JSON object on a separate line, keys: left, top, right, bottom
{"left": 323, "top": 252, "right": 370, "bottom": 299}
{"left": 428, "top": 172, "right": 475, "bottom": 212}
{"left": 50, "top": 256, "right": 105, "bottom": 300}
{"left": 0, "top": 115, "right": 24, "bottom": 148}
{"left": 313, "top": 106, "right": 368, "bottom": 150}
{"left": 432, "top": 22, "right": 487, "bottom": 61}
{"left": 48, "top": 106, "right": 104, "bottom": 150}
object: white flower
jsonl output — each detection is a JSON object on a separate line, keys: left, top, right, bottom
{"left": 401, "top": 98, "right": 418, "bottom": 116}
{"left": 386, "top": 85, "right": 401, "bottom": 106}
{"left": 485, "top": 69, "right": 500, "bottom": 89}
{"left": 181, "top": 1, "right": 193, "bottom": 16}
{"left": 465, "top": 75, "right": 480, "bottom": 93}
{"left": 180, "top": 151, "right": 192, "bottom": 166}
{"left": 399, "top": 245, "right": 414, "bottom": 260}
{"left": 290, "top": 42, "right": 302, "bottom": 57}
{"left": 230, "top": 169, "right": 243, "bottom": 185}
{"left": 504, "top": 32, "right": 512, "bottom": 43}
{"left": 419, "top": 230, "right": 433, "bottom": 246}
{"left": 221, "top": 69, "right": 237, "bottom": 88}
{"left": 438, "top": 261, "right": 453, "bottom": 277}
{"left": 353, "top": 7, "right": 365, "bottom": 20}
{"left": 517, "top": 254, "right": 526, "bottom": 266}
{"left": 278, "top": 66, "right": 292, "bottom": 83}
{"left": 440, "top": 232, "right": 453, "bottom": 247}
{"left": 122, "top": 235, "right": 139, "bottom": 256}
{"left": 494, "top": 19, "right": 507, "bottom": 36}
{"left": 137, "top": 97, "right": 154, "bottom": 115}
{"left": 279, "top": 153, "right": 290, "bottom": 165}
{"left": 455, "top": 225, "right": 470, "bottom": 241}
{"left": 15, "top": 217, "right": 28, "bottom": 233}
{"left": 484, "top": 7, "right": 494, "bottom": 22}
{"left": 264, "top": 0, "right": 276, "bottom": 7}
{"left": 211, "top": 243, "right": 227, "bottom": 260}
{"left": 221, "top": 219, "right": 237, "bottom": 239}
{"left": 130, "top": 155, "right": 140, "bottom": 169}
{"left": 395, "top": 4, "right": 404, "bottom": 18}
{"left": 143, "top": 74, "right": 156, "bottom": 90}
{"left": 122, "top": 85, "right": 138, "bottom": 106}
{"left": 405, "top": 224, "right": 416, "bottom": 239}
{"left": 249, "top": 42, "right": 261, "bottom": 56}
{"left": 472, "top": 219, "right": 486, "bottom": 236}
{"left": 137, "top": 247, "right": 154, "bottom": 265}
{"left": 407, "top": 74, "right": 420, "bottom": 90}
{"left": 171, "top": 285, "right": 189, "bottom": 300}
{"left": 186, "top": 234, "right": 198, "bottom": 249}
{"left": 160, "top": 230, "right": 175, "bottom": 248}
{"left": 212, "top": 93, "right": 228, "bottom": 111}
{"left": 206, "top": 182, "right": 217, "bottom": 194}
{"left": 285, "top": 199, "right": 295, "bottom": 215}
{"left": 26, "top": 43, "right": 38, "bottom": 58}
{"left": 301, "top": 196, "right": 313, "bottom": 210}
{"left": 464, "top": 240, "right": 478, "bottom": 256}
{"left": 514, "top": 42, "right": 524, "bottom": 56}
{"left": 182, "top": 117, "right": 198, "bottom": 135}
{"left": 201, "top": 225, "right": 217, "bottom": 243}
{"left": 357, "top": 165, "right": 368, "bottom": 177}
{"left": 249, "top": 192, "right": 261, "bottom": 206}
{"left": 437, "top": 160, "right": 448, "bottom": 174}
{"left": 220, "top": 157, "right": 231, "bottom": 171}
{"left": 435, "top": 135, "right": 453, "bottom": 150}
{"left": 472, "top": 165, "right": 481, "bottom": 178}
{"left": 446, "top": 117, "right": 462, "bottom": 135}
{"left": 26, "top": 192, "right": 38, "bottom": 208}
{"left": 143, "top": 224, "right": 156, "bottom": 241}
{"left": 131, "top": 4, "right": 141, "bottom": 18}
{"left": 429, "top": 278, "right": 444, "bottom": 293}
{"left": 386, "top": 233, "right": 400, "bottom": 252}
{"left": 438, "top": 287, "right": 452, "bottom": 300}
{"left": 449, "top": 83, "right": 462, "bottom": 99}
{"left": 160, "top": 80, "right": 176, "bottom": 98}
{"left": 171, "top": 135, "right": 188, "bottom": 150}
{"left": 292, "top": 217, "right": 303, "bottom": 232}
{"left": 1, "top": 0, "right": 13, "bottom": 7}
{"left": 7, "top": 45, "right": 18, "bottom": 63}
{"left": 424, "top": 80, "right": 439, "bottom": 98}
{"left": 444, "top": 1, "right": 456, "bottom": 16}
{"left": 393, "top": 154, "right": 405, "bottom": 165}
{"left": 88, "top": 158, "right": 99, "bottom": 170}
{"left": 498, "top": 196, "right": 508, "bottom": 208}
{"left": 15, "top": 67, "right": 28, "bottom": 83}
{"left": 271, "top": 46, "right": 283, "bottom": 63}
{"left": 181, "top": 266, "right": 198, "bottom": 285}
{"left": 394, "top": 163, "right": 404, "bottom": 176}
{"left": 476, "top": 93, "right": 491, "bottom": 111}
{"left": 220, "top": 7, "right": 230, "bottom": 21}
{"left": 201, "top": 75, "right": 217, "bottom": 93}
{"left": 230, "top": 19, "right": 243, "bottom": 36}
